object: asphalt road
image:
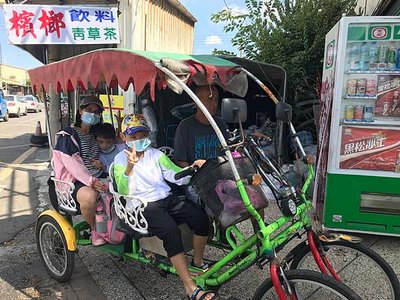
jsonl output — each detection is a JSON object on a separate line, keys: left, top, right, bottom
{"left": 0, "top": 111, "right": 47, "bottom": 242}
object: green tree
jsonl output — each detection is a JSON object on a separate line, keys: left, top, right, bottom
{"left": 212, "top": 0, "right": 359, "bottom": 101}
{"left": 211, "top": 48, "right": 236, "bottom": 56}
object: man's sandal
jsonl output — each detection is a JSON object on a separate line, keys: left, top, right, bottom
{"left": 188, "top": 287, "right": 216, "bottom": 300}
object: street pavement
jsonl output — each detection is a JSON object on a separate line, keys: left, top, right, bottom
{"left": 0, "top": 112, "right": 399, "bottom": 299}
{"left": 0, "top": 112, "right": 105, "bottom": 299}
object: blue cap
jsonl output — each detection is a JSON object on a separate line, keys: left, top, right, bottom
{"left": 122, "top": 114, "right": 150, "bottom": 135}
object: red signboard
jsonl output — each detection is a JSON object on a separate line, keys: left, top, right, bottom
{"left": 340, "top": 126, "right": 400, "bottom": 172}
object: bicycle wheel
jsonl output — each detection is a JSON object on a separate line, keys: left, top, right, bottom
{"left": 290, "top": 240, "right": 400, "bottom": 300}
{"left": 36, "top": 215, "right": 75, "bottom": 282}
{"left": 252, "top": 269, "right": 362, "bottom": 300}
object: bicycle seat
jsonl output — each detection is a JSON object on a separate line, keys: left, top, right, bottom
{"left": 108, "top": 163, "right": 149, "bottom": 235}
{"left": 48, "top": 176, "right": 81, "bottom": 215}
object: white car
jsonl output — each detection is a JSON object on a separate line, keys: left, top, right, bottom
{"left": 4, "top": 95, "right": 27, "bottom": 117}
{"left": 23, "top": 95, "right": 43, "bottom": 113}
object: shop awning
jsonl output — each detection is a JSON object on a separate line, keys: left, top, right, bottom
{"left": 28, "top": 48, "right": 240, "bottom": 100}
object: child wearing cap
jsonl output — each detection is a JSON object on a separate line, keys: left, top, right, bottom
{"left": 113, "top": 114, "right": 215, "bottom": 300}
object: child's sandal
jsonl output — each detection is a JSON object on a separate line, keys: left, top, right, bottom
{"left": 188, "top": 287, "right": 216, "bottom": 300}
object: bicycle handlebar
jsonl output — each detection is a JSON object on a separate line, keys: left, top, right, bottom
{"left": 174, "top": 166, "right": 196, "bottom": 180}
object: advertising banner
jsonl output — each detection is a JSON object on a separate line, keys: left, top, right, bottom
{"left": 314, "top": 21, "right": 339, "bottom": 217}
{"left": 375, "top": 75, "right": 400, "bottom": 118}
{"left": 340, "top": 126, "right": 400, "bottom": 172}
{"left": 3, "top": 4, "right": 119, "bottom": 44}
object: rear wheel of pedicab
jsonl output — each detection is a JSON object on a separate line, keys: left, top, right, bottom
{"left": 36, "top": 215, "right": 75, "bottom": 282}
{"left": 290, "top": 239, "right": 400, "bottom": 300}
{"left": 252, "top": 269, "right": 362, "bottom": 300}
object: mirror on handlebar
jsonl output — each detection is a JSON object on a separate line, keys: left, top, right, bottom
{"left": 275, "top": 102, "right": 292, "bottom": 123}
{"left": 221, "top": 98, "right": 248, "bottom": 123}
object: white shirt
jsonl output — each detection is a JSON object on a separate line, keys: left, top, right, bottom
{"left": 113, "top": 148, "right": 190, "bottom": 204}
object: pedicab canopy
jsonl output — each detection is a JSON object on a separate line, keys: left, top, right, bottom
{"left": 28, "top": 48, "right": 247, "bottom": 101}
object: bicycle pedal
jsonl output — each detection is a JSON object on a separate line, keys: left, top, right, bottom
{"left": 158, "top": 268, "right": 168, "bottom": 278}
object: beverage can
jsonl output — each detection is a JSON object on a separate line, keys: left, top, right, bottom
{"left": 364, "top": 105, "right": 374, "bottom": 122}
{"left": 346, "top": 79, "right": 357, "bottom": 96}
{"left": 366, "top": 79, "right": 376, "bottom": 97}
{"left": 354, "top": 105, "right": 364, "bottom": 120}
{"left": 344, "top": 105, "right": 355, "bottom": 120}
{"left": 356, "top": 78, "right": 367, "bottom": 96}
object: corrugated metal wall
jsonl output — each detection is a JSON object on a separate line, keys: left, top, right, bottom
{"left": 133, "top": 0, "right": 194, "bottom": 53}
{"left": 385, "top": 1, "right": 400, "bottom": 15}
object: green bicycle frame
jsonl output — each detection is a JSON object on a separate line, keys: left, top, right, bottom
{"left": 71, "top": 65, "right": 317, "bottom": 290}
{"left": 72, "top": 161, "right": 315, "bottom": 289}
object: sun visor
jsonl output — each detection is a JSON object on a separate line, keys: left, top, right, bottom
{"left": 193, "top": 69, "right": 248, "bottom": 98}
{"left": 160, "top": 58, "right": 191, "bottom": 94}
{"left": 216, "top": 70, "right": 248, "bottom": 97}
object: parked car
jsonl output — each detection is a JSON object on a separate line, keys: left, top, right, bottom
{"left": 0, "top": 90, "right": 9, "bottom": 122}
{"left": 4, "top": 94, "right": 27, "bottom": 117}
{"left": 22, "top": 95, "right": 43, "bottom": 113}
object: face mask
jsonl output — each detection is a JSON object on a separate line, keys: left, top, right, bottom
{"left": 126, "top": 140, "right": 135, "bottom": 149}
{"left": 126, "top": 138, "right": 151, "bottom": 152}
{"left": 100, "top": 144, "right": 115, "bottom": 154}
{"left": 82, "top": 112, "right": 101, "bottom": 126}
{"left": 135, "top": 138, "right": 151, "bottom": 152}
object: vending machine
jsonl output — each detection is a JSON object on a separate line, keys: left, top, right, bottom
{"left": 317, "top": 16, "right": 400, "bottom": 236}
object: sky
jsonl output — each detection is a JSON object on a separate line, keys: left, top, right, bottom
{"left": 179, "top": 0, "right": 246, "bottom": 54}
{"left": 0, "top": 1, "right": 246, "bottom": 70}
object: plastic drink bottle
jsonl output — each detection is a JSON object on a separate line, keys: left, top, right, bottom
{"left": 387, "top": 42, "right": 396, "bottom": 70}
{"left": 349, "top": 43, "right": 360, "bottom": 71}
{"left": 368, "top": 42, "right": 378, "bottom": 71}
{"left": 95, "top": 205, "right": 107, "bottom": 233}
{"left": 396, "top": 49, "right": 400, "bottom": 70}
{"left": 359, "top": 42, "right": 369, "bottom": 70}
{"left": 378, "top": 42, "right": 388, "bottom": 70}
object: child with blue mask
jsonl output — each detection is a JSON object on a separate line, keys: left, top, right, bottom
{"left": 113, "top": 114, "right": 216, "bottom": 300}
{"left": 93, "top": 123, "right": 125, "bottom": 175}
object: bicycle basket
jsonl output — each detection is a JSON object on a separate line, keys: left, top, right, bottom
{"left": 191, "top": 156, "right": 268, "bottom": 228}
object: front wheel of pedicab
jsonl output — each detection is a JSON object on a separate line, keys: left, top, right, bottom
{"left": 36, "top": 215, "right": 75, "bottom": 282}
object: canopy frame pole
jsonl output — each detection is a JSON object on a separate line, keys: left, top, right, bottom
{"left": 41, "top": 84, "right": 54, "bottom": 151}
{"left": 154, "top": 63, "right": 241, "bottom": 180}
{"left": 239, "top": 67, "right": 287, "bottom": 166}
{"left": 240, "top": 68, "right": 279, "bottom": 104}
{"left": 105, "top": 85, "right": 115, "bottom": 128}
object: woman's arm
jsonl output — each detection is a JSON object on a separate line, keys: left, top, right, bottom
{"left": 53, "top": 133, "right": 96, "bottom": 187}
